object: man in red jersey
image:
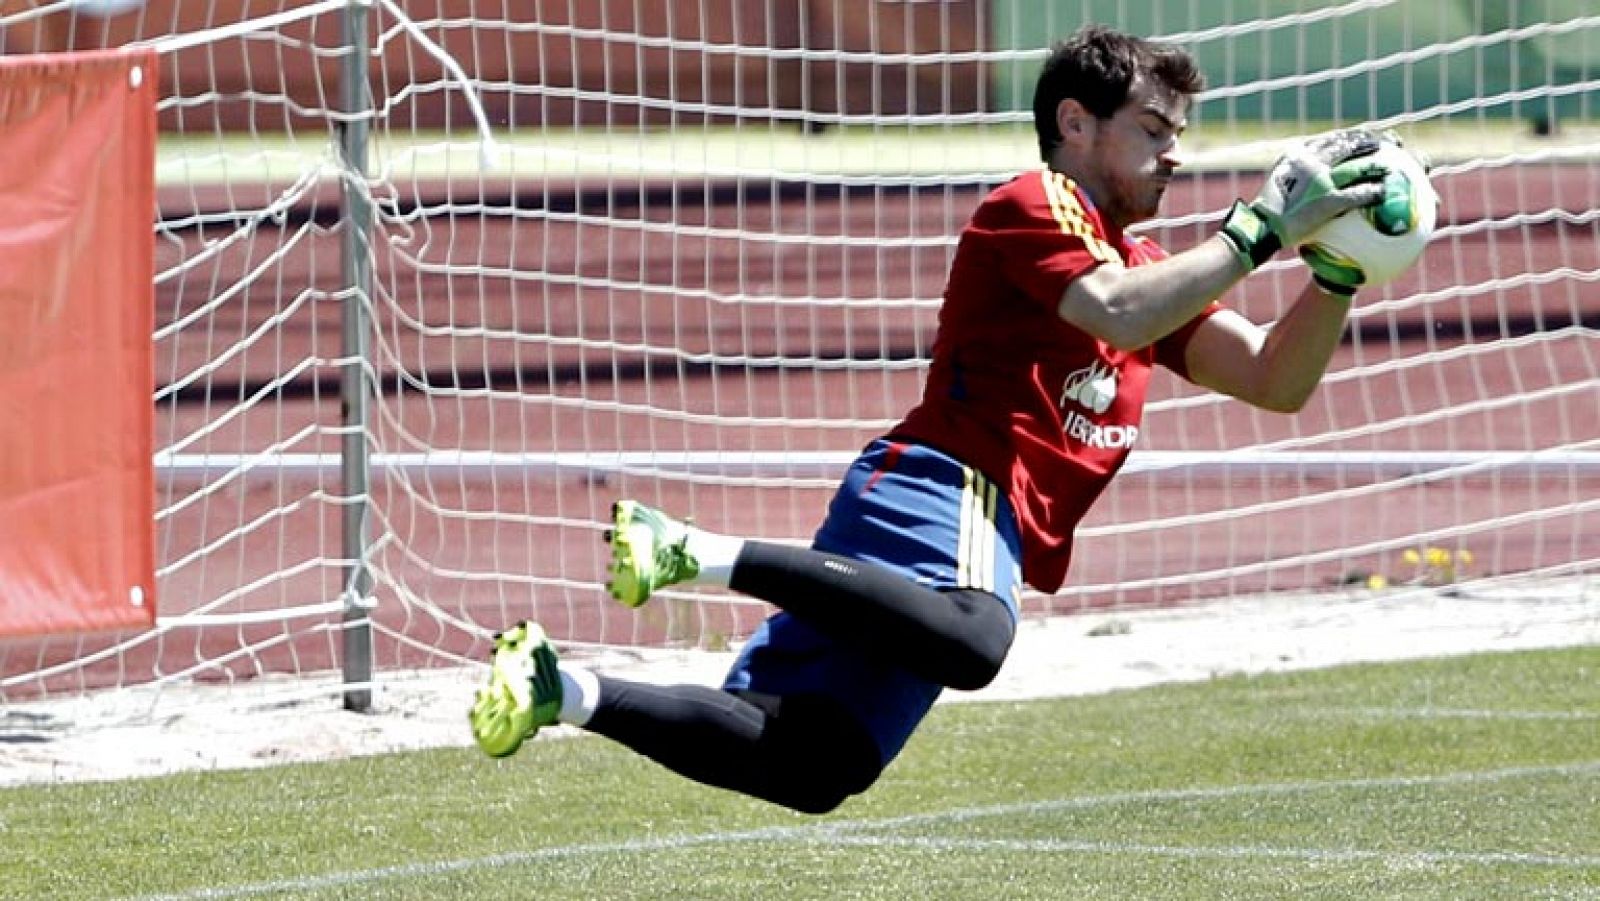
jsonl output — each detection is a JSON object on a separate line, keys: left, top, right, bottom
{"left": 470, "top": 25, "right": 1394, "bottom": 814}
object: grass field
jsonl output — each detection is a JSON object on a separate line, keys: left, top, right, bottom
{"left": 3, "top": 645, "right": 1597, "bottom": 900}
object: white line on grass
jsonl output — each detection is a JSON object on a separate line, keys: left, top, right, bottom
{"left": 125, "top": 760, "right": 1600, "bottom": 901}
{"left": 123, "top": 825, "right": 822, "bottom": 901}
{"left": 842, "top": 759, "right": 1600, "bottom": 834}
{"left": 1324, "top": 706, "right": 1600, "bottom": 722}
{"left": 823, "top": 834, "right": 1600, "bottom": 870}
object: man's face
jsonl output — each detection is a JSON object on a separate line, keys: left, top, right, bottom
{"left": 1080, "top": 78, "right": 1188, "bottom": 228}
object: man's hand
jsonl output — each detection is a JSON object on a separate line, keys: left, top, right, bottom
{"left": 1300, "top": 132, "right": 1434, "bottom": 297}
{"left": 1219, "top": 128, "right": 1391, "bottom": 272}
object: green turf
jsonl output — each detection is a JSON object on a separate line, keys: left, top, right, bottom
{"left": 3, "top": 646, "right": 1596, "bottom": 900}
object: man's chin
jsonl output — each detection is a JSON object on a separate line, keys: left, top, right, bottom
{"left": 1127, "top": 200, "right": 1161, "bottom": 225}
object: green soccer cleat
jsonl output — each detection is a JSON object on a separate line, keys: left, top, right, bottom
{"left": 604, "top": 500, "right": 700, "bottom": 608}
{"left": 469, "top": 621, "right": 562, "bottom": 758}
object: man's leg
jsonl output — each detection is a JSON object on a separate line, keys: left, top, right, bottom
{"left": 730, "top": 548, "right": 1013, "bottom": 691}
{"left": 584, "top": 679, "right": 882, "bottom": 815}
{"left": 470, "top": 440, "right": 1015, "bottom": 807}
{"left": 606, "top": 441, "right": 1023, "bottom": 691}
{"left": 468, "top": 622, "right": 882, "bottom": 815}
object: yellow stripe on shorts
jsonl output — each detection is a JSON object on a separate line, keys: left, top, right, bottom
{"left": 958, "top": 466, "right": 974, "bottom": 589}
{"left": 982, "top": 477, "right": 998, "bottom": 593}
{"left": 957, "top": 466, "right": 999, "bottom": 593}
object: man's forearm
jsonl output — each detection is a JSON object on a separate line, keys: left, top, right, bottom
{"left": 1253, "top": 281, "right": 1353, "bottom": 412}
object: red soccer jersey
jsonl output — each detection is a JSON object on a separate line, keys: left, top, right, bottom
{"left": 891, "top": 168, "right": 1218, "bottom": 593}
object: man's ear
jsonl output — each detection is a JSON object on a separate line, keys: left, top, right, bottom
{"left": 1056, "top": 98, "right": 1096, "bottom": 148}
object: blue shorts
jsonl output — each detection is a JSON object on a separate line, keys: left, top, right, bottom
{"left": 722, "top": 438, "right": 1023, "bottom": 767}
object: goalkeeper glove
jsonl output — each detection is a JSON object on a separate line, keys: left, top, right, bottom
{"left": 1219, "top": 127, "right": 1391, "bottom": 273}
{"left": 1302, "top": 256, "right": 1362, "bottom": 298}
{"left": 1300, "top": 131, "right": 1433, "bottom": 297}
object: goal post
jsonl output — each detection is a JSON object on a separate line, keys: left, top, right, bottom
{"left": 338, "top": 0, "right": 376, "bottom": 713}
{"left": 0, "top": 0, "right": 1594, "bottom": 722}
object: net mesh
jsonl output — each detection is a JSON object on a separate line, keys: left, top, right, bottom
{"left": 0, "top": 0, "right": 1594, "bottom": 706}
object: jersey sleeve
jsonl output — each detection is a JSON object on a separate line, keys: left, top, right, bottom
{"left": 980, "top": 171, "right": 1121, "bottom": 310}
{"left": 1153, "top": 302, "right": 1223, "bottom": 380}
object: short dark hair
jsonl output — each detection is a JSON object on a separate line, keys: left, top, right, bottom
{"left": 1031, "top": 25, "right": 1205, "bottom": 161}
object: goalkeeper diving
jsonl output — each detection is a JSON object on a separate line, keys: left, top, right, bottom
{"left": 470, "top": 25, "right": 1425, "bottom": 814}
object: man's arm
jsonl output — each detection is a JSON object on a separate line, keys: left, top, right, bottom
{"left": 1180, "top": 281, "right": 1353, "bottom": 413}
{"left": 1059, "top": 128, "right": 1390, "bottom": 353}
{"left": 1057, "top": 234, "right": 1247, "bottom": 351}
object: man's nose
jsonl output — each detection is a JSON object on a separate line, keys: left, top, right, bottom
{"left": 1160, "top": 137, "right": 1186, "bottom": 170}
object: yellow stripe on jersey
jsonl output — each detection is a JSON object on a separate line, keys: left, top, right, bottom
{"left": 1040, "top": 170, "right": 1121, "bottom": 264}
{"left": 1041, "top": 170, "right": 1076, "bottom": 237}
{"left": 957, "top": 466, "right": 1000, "bottom": 593}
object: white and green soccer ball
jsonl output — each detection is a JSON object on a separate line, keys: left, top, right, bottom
{"left": 1299, "top": 136, "right": 1439, "bottom": 288}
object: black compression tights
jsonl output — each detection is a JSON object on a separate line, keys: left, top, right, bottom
{"left": 585, "top": 680, "right": 882, "bottom": 815}
{"left": 729, "top": 540, "right": 1016, "bottom": 691}
{"left": 585, "top": 540, "right": 1015, "bottom": 814}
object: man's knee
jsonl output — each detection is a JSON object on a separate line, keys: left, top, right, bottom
{"left": 939, "top": 589, "right": 1016, "bottom": 690}
{"left": 757, "top": 694, "right": 885, "bottom": 815}
{"left": 770, "top": 747, "right": 883, "bottom": 815}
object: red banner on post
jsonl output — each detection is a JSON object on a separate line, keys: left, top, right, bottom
{"left": 0, "top": 49, "right": 156, "bottom": 637}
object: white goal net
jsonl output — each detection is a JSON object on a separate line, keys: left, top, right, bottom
{"left": 0, "top": 0, "right": 1595, "bottom": 716}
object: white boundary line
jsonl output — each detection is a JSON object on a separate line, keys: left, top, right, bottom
{"left": 125, "top": 760, "right": 1600, "bottom": 900}
{"left": 1309, "top": 706, "right": 1600, "bottom": 722}
{"left": 825, "top": 835, "right": 1600, "bottom": 869}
